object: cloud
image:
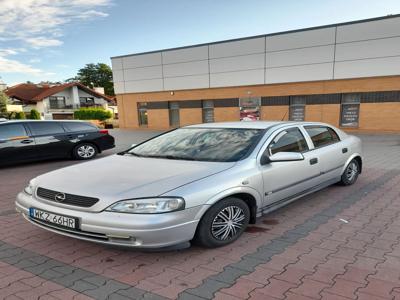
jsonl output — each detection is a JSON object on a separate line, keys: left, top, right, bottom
{"left": 0, "top": 55, "right": 42, "bottom": 75}
{"left": 29, "top": 58, "right": 41, "bottom": 63}
{"left": 0, "top": 0, "right": 112, "bottom": 48}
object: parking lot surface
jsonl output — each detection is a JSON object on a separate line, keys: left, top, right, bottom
{"left": 1, "top": 130, "right": 399, "bottom": 300}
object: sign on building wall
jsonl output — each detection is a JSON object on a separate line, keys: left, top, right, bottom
{"left": 289, "top": 96, "right": 306, "bottom": 121}
{"left": 340, "top": 94, "right": 360, "bottom": 128}
{"left": 239, "top": 97, "right": 261, "bottom": 121}
{"left": 202, "top": 100, "right": 214, "bottom": 123}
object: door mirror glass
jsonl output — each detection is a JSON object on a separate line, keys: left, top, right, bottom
{"left": 261, "top": 152, "right": 304, "bottom": 165}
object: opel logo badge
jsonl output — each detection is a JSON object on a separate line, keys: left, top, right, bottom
{"left": 55, "top": 193, "right": 66, "bottom": 202}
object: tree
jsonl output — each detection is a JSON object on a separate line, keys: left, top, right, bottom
{"left": 0, "top": 91, "right": 9, "bottom": 118}
{"left": 29, "top": 109, "right": 41, "bottom": 120}
{"left": 69, "top": 63, "right": 114, "bottom": 96}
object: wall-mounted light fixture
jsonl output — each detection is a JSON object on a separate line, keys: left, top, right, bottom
{"left": 170, "top": 91, "right": 174, "bottom": 96}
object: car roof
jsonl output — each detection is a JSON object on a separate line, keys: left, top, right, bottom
{"left": 0, "top": 120, "right": 89, "bottom": 124}
{"left": 185, "top": 121, "right": 330, "bottom": 130}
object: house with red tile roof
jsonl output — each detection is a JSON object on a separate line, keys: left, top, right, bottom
{"left": 5, "top": 82, "right": 114, "bottom": 120}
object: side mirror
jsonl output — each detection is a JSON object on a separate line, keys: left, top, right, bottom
{"left": 261, "top": 152, "right": 304, "bottom": 165}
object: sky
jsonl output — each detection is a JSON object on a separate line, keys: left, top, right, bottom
{"left": 1, "top": 0, "right": 400, "bottom": 86}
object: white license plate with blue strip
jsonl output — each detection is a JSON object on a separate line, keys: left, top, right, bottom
{"left": 29, "top": 208, "right": 78, "bottom": 229}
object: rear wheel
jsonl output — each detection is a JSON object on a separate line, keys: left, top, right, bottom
{"left": 194, "top": 197, "right": 250, "bottom": 248}
{"left": 73, "top": 143, "right": 98, "bottom": 160}
{"left": 340, "top": 159, "right": 360, "bottom": 185}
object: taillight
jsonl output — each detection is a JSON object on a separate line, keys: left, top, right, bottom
{"left": 99, "top": 129, "right": 109, "bottom": 134}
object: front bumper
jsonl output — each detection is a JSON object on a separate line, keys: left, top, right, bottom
{"left": 16, "top": 192, "right": 204, "bottom": 248}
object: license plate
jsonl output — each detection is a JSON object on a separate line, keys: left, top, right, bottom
{"left": 29, "top": 208, "right": 78, "bottom": 230}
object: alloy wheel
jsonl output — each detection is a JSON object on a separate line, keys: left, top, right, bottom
{"left": 211, "top": 206, "right": 246, "bottom": 241}
{"left": 346, "top": 161, "right": 358, "bottom": 181}
{"left": 77, "top": 145, "right": 96, "bottom": 158}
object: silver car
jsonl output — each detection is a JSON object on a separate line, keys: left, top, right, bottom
{"left": 16, "top": 121, "right": 362, "bottom": 248}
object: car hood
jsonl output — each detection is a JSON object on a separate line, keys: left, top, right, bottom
{"left": 33, "top": 154, "right": 235, "bottom": 211}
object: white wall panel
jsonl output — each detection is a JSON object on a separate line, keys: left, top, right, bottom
{"left": 209, "top": 37, "right": 265, "bottom": 59}
{"left": 164, "top": 74, "right": 209, "bottom": 90}
{"left": 111, "top": 58, "right": 123, "bottom": 70}
{"left": 210, "top": 53, "right": 264, "bottom": 73}
{"left": 210, "top": 69, "right": 264, "bottom": 88}
{"left": 124, "top": 79, "right": 163, "bottom": 93}
{"left": 337, "top": 18, "right": 400, "bottom": 43}
{"left": 334, "top": 56, "right": 400, "bottom": 79}
{"left": 266, "top": 63, "right": 334, "bottom": 84}
{"left": 113, "top": 82, "right": 125, "bottom": 94}
{"left": 112, "top": 70, "right": 124, "bottom": 82}
{"left": 266, "top": 45, "right": 334, "bottom": 68}
{"left": 335, "top": 37, "right": 400, "bottom": 61}
{"left": 162, "top": 46, "right": 208, "bottom": 64}
{"left": 163, "top": 60, "right": 209, "bottom": 77}
{"left": 123, "top": 65, "right": 162, "bottom": 81}
{"left": 122, "top": 53, "right": 161, "bottom": 69}
{"left": 266, "top": 28, "right": 335, "bottom": 52}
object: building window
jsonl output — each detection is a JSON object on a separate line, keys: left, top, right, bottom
{"left": 239, "top": 97, "right": 261, "bottom": 121}
{"left": 169, "top": 102, "right": 180, "bottom": 127}
{"left": 202, "top": 100, "right": 214, "bottom": 123}
{"left": 289, "top": 96, "right": 306, "bottom": 121}
{"left": 340, "top": 94, "right": 360, "bottom": 128}
{"left": 79, "top": 97, "right": 95, "bottom": 107}
{"left": 49, "top": 96, "right": 67, "bottom": 109}
{"left": 137, "top": 102, "right": 148, "bottom": 126}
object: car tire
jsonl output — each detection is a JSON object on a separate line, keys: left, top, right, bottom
{"left": 73, "top": 143, "right": 98, "bottom": 160}
{"left": 340, "top": 159, "right": 360, "bottom": 186}
{"left": 193, "top": 197, "right": 250, "bottom": 248}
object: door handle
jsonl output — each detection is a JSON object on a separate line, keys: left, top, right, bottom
{"left": 309, "top": 158, "right": 318, "bottom": 165}
{"left": 20, "top": 139, "right": 34, "bottom": 144}
{"left": 342, "top": 148, "right": 348, "bottom": 153}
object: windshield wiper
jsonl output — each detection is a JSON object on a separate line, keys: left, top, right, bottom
{"left": 145, "top": 155, "right": 197, "bottom": 161}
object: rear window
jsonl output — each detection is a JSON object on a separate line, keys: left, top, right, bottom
{"left": 29, "top": 122, "right": 65, "bottom": 136}
{"left": 305, "top": 126, "right": 340, "bottom": 148}
{"left": 62, "top": 122, "right": 97, "bottom": 132}
{"left": 0, "top": 124, "right": 27, "bottom": 139}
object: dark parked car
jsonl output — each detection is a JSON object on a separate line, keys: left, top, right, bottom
{"left": 0, "top": 120, "right": 115, "bottom": 166}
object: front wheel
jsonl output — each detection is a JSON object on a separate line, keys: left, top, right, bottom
{"left": 193, "top": 197, "right": 250, "bottom": 248}
{"left": 340, "top": 159, "right": 360, "bottom": 185}
{"left": 73, "top": 143, "right": 98, "bottom": 160}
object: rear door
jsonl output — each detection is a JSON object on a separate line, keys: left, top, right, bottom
{"left": 0, "top": 123, "right": 37, "bottom": 165}
{"left": 259, "top": 126, "right": 321, "bottom": 208}
{"left": 26, "top": 122, "right": 70, "bottom": 158}
{"left": 303, "top": 125, "right": 346, "bottom": 181}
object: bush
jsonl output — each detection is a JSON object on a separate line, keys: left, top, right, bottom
{"left": 29, "top": 109, "right": 41, "bottom": 120}
{"left": 74, "top": 107, "right": 112, "bottom": 121}
{"left": 14, "top": 111, "right": 26, "bottom": 119}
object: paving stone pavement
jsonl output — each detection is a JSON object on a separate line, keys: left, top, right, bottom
{"left": 0, "top": 130, "right": 399, "bottom": 299}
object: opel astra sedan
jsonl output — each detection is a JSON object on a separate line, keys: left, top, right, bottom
{"left": 16, "top": 121, "right": 362, "bottom": 248}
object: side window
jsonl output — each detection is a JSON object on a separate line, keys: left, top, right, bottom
{"left": 0, "top": 124, "right": 28, "bottom": 140}
{"left": 305, "top": 126, "right": 340, "bottom": 148}
{"left": 62, "top": 122, "right": 97, "bottom": 132}
{"left": 29, "top": 122, "right": 65, "bottom": 136}
{"left": 268, "top": 128, "right": 308, "bottom": 155}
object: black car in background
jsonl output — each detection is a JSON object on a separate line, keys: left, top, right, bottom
{"left": 0, "top": 120, "right": 115, "bottom": 166}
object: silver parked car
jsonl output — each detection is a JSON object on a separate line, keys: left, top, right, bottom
{"left": 16, "top": 121, "right": 362, "bottom": 248}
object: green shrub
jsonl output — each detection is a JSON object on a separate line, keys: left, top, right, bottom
{"left": 14, "top": 111, "right": 26, "bottom": 119}
{"left": 74, "top": 107, "right": 112, "bottom": 121}
{"left": 29, "top": 109, "right": 41, "bottom": 120}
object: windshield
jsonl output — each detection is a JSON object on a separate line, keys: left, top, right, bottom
{"left": 127, "top": 128, "right": 264, "bottom": 162}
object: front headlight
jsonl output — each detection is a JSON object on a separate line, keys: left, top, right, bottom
{"left": 24, "top": 182, "right": 34, "bottom": 195}
{"left": 105, "top": 197, "right": 185, "bottom": 214}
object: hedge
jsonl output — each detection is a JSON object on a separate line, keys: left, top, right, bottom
{"left": 74, "top": 107, "right": 112, "bottom": 121}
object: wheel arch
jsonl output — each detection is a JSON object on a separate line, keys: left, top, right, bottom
{"left": 200, "top": 187, "right": 262, "bottom": 224}
{"left": 342, "top": 153, "right": 363, "bottom": 175}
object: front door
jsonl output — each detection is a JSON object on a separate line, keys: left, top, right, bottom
{"left": 0, "top": 123, "right": 36, "bottom": 165}
{"left": 259, "top": 127, "right": 321, "bottom": 208}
